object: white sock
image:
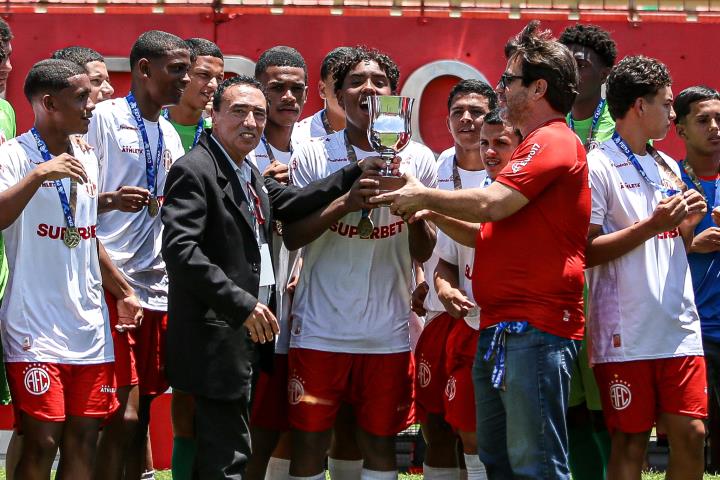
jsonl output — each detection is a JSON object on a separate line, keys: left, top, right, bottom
{"left": 360, "top": 468, "right": 398, "bottom": 480}
{"left": 288, "top": 473, "right": 325, "bottom": 480}
{"left": 463, "top": 453, "right": 488, "bottom": 480}
{"left": 328, "top": 458, "right": 363, "bottom": 480}
{"left": 140, "top": 471, "right": 156, "bottom": 480}
{"left": 265, "top": 457, "right": 291, "bottom": 480}
{"left": 423, "top": 464, "right": 460, "bottom": 480}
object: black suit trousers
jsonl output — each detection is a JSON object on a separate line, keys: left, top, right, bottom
{"left": 193, "top": 394, "right": 252, "bottom": 480}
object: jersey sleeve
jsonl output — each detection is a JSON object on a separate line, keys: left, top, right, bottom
{"left": 496, "top": 131, "right": 580, "bottom": 201}
{"left": 414, "top": 145, "right": 439, "bottom": 188}
{"left": 289, "top": 142, "right": 322, "bottom": 189}
{"left": 587, "top": 150, "right": 610, "bottom": 226}
{"left": 435, "top": 230, "right": 459, "bottom": 266}
{"left": 0, "top": 145, "right": 21, "bottom": 192}
{"left": 86, "top": 111, "right": 108, "bottom": 191}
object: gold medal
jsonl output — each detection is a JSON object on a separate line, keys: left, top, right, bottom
{"left": 357, "top": 215, "right": 374, "bottom": 239}
{"left": 148, "top": 197, "right": 160, "bottom": 217}
{"left": 63, "top": 227, "right": 81, "bottom": 249}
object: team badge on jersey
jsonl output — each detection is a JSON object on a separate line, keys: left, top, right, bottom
{"left": 608, "top": 376, "right": 632, "bottom": 410}
{"left": 417, "top": 358, "right": 432, "bottom": 388}
{"left": 23, "top": 364, "right": 51, "bottom": 396}
{"left": 163, "top": 149, "right": 173, "bottom": 172}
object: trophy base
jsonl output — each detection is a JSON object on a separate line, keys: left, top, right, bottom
{"left": 376, "top": 176, "right": 406, "bottom": 204}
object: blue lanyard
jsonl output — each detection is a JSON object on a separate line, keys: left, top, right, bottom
{"left": 126, "top": 93, "right": 164, "bottom": 198}
{"left": 612, "top": 131, "right": 680, "bottom": 197}
{"left": 680, "top": 160, "right": 720, "bottom": 209}
{"left": 162, "top": 108, "right": 204, "bottom": 149}
{"left": 30, "top": 127, "right": 76, "bottom": 230}
{"left": 568, "top": 99, "right": 605, "bottom": 146}
{"left": 483, "top": 321, "right": 529, "bottom": 390}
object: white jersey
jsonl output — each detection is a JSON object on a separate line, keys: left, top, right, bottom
{"left": 88, "top": 98, "right": 184, "bottom": 311}
{"left": 434, "top": 154, "right": 487, "bottom": 330}
{"left": 289, "top": 131, "right": 438, "bottom": 353}
{"left": 586, "top": 139, "right": 703, "bottom": 364}
{"left": 248, "top": 138, "right": 300, "bottom": 354}
{"left": 0, "top": 132, "right": 113, "bottom": 364}
{"left": 292, "top": 109, "right": 332, "bottom": 144}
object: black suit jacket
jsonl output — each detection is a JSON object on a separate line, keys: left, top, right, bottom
{"left": 161, "top": 134, "right": 362, "bottom": 400}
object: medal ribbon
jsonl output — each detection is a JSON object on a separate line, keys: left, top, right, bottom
{"left": 452, "top": 155, "right": 493, "bottom": 190}
{"left": 343, "top": 131, "right": 372, "bottom": 224}
{"left": 162, "top": 108, "right": 204, "bottom": 149}
{"left": 127, "top": 93, "right": 164, "bottom": 199}
{"left": 568, "top": 99, "right": 605, "bottom": 147}
{"left": 680, "top": 160, "right": 720, "bottom": 209}
{"left": 612, "top": 131, "right": 683, "bottom": 197}
{"left": 30, "top": 127, "right": 77, "bottom": 231}
{"left": 321, "top": 109, "right": 334, "bottom": 135}
{"left": 261, "top": 135, "right": 293, "bottom": 164}
{"left": 483, "top": 321, "right": 530, "bottom": 390}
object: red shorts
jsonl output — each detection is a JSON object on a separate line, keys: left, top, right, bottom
{"left": 594, "top": 356, "right": 708, "bottom": 434}
{"left": 414, "top": 313, "right": 455, "bottom": 422}
{"left": 105, "top": 291, "right": 168, "bottom": 396}
{"left": 444, "top": 321, "right": 479, "bottom": 433}
{"left": 288, "top": 348, "right": 413, "bottom": 436}
{"left": 250, "top": 354, "right": 289, "bottom": 431}
{"left": 6, "top": 362, "right": 118, "bottom": 425}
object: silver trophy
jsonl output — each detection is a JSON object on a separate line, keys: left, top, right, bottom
{"left": 367, "top": 95, "right": 414, "bottom": 194}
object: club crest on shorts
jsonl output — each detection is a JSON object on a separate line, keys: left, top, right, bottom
{"left": 417, "top": 359, "right": 432, "bottom": 388}
{"left": 23, "top": 364, "right": 51, "bottom": 396}
{"left": 445, "top": 376, "right": 457, "bottom": 401}
{"left": 288, "top": 374, "right": 305, "bottom": 405}
{"left": 608, "top": 376, "right": 632, "bottom": 410}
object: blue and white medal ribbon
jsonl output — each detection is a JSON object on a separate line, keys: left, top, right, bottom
{"left": 612, "top": 131, "right": 680, "bottom": 198}
{"left": 162, "top": 108, "right": 204, "bottom": 149}
{"left": 31, "top": 127, "right": 81, "bottom": 248}
{"left": 483, "top": 321, "right": 530, "bottom": 390}
{"left": 127, "top": 93, "right": 164, "bottom": 216}
{"left": 568, "top": 99, "right": 605, "bottom": 148}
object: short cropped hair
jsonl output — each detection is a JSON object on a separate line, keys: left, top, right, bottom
{"left": 320, "top": 47, "right": 354, "bottom": 82}
{"left": 185, "top": 38, "right": 223, "bottom": 60}
{"left": 606, "top": 55, "right": 672, "bottom": 121}
{"left": 255, "top": 46, "right": 307, "bottom": 80}
{"left": 129, "top": 30, "right": 192, "bottom": 69}
{"left": 558, "top": 24, "right": 617, "bottom": 68}
{"left": 505, "top": 21, "right": 579, "bottom": 115}
{"left": 24, "top": 59, "right": 87, "bottom": 102}
{"left": 212, "top": 75, "right": 266, "bottom": 111}
{"left": 447, "top": 79, "right": 498, "bottom": 112}
{"left": 673, "top": 85, "right": 720, "bottom": 125}
{"left": 333, "top": 46, "right": 400, "bottom": 94}
{"left": 51, "top": 46, "right": 105, "bottom": 68}
{"left": 483, "top": 108, "right": 523, "bottom": 141}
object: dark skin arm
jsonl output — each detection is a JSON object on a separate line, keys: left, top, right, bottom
{"left": 98, "top": 241, "right": 143, "bottom": 331}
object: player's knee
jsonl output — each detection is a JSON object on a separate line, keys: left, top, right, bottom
{"left": 23, "top": 432, "right": 59, "bottom": 461}
{"left": 676, "top": 420, "right": 706, "bottom": 453}
{"left": 612, "top": 432, "right": 648, "bottom": 463}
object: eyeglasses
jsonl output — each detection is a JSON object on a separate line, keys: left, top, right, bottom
{"left": 498, "top": 73, "right": 523, "bottom": 90}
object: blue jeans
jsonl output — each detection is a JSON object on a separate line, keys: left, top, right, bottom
{"left": 472, "top": 325, "right": 579, "bottom": 479}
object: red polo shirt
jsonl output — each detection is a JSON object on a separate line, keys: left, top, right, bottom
{"left": 472, "top": 119, "right": 590, "bottom": 340}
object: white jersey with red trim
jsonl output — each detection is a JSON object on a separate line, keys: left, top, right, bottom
{"left": 248, "top": 138, "right": 300, "bottom": 354}
{"left": 87, "top": 98, "right": 184, "bottom": 311}
{"left": 292, "top": 110, "right": 330, "bottom": 144}
{"left": 289, "top": 131, "right": 438, "bottom": 353}
{"left": 586, "top": 140, "right": 702, "bottom": 364}
{"left": 422, "top": 147, "right": 487, "bottom": 325}
{"left": 0, "top": 132, "right": 112, "bottom": 364}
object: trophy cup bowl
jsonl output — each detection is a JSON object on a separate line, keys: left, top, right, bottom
{"left": 367, "top": 95, "right": 414, "bottom": 197}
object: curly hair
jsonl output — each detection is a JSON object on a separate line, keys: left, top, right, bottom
{"left": 504, "top": 21, "right": 579, "bottom": 115}
{"left": 558, "top": 24, "right": 617, "bottom": 68}
{"left": 320, "top": 47, "right": 354, "bottom": 82}
{"left": 606, "top": 55, "right": 672, "bottom": 121}
{"left": 255, "top": 46, "right": 306, "bottom": 81}
{"left": 332, "top": 46, "right": 400, "bottom": 94}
